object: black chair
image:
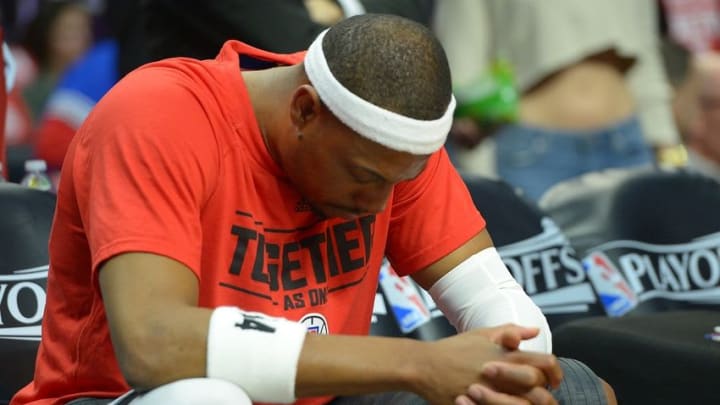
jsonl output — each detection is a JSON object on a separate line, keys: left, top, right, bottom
{"left": 465, "top": 176, "right": 606, "bottom": 329}
{"left": 0, "top": 183, "right": 55, "bottom": 403}
{"left": 540, "top": 167, "right": 720, "bottom": 404}
{"left": 541, "top": 167, "right": 720, "bottom": 314}
{"left": 552, "top": 310, "right": 720, "bottom": 405}
{"left": 6, "top": 145, "right": 33, "bottom": 184}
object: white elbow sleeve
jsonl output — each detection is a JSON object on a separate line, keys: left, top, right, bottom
{"left": 428, "top": 247, "right": 552, "bottom": 353}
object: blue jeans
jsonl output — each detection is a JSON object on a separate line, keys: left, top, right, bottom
{"left": 495, "top": 117, "right": 653, "bottom": 202}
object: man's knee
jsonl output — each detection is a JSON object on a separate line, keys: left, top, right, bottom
{"left": 599, "top": 378, "right": 617, "bottom": 405}
{"left": 553, "top": 357, "right": 612, "bottom": 405}
{"left": 131, "top": 378, "right": 251, "bottom": 405}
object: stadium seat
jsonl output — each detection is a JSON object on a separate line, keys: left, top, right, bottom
{"left": 540, "top": 167, "right": 720, "bottom": 404}
{"left": 0, "top": 183, "right": 55, "bottom": 403}
{"left": 541, "top": 167, "right": 720, "bottom": 314}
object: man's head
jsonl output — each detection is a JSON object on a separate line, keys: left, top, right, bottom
{"left": 277, "top": 14, "right": 454, "bottom": 219}
{"left": 321, "top": 13, "right": 452, "bottom": 120}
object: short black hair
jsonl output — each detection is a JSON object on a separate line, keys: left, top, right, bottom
{"left": 322, "top": 14, "right": 452, "bottom": 120}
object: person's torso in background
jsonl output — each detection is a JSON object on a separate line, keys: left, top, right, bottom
{"left": 520, "top": 49, "right": 636, "bottom": 131}
{"left": 483, "top": 0, "right": 657, "bottom": 130}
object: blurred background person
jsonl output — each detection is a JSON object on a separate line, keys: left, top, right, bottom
{"left": 139, "top": 0, "right": 434, "bottom": 62}
{"left": 660, "top": 0, "right": 720, "bottom": 180}
{"left": 434, "top": 0, "right": 682, "bottom": 202}
{"left": 0, "top": 0, "right": 94, "bottom": 182}
{"left": 33, "top": 0, "right": 136, "bottom": 184}
{"left": 677, "top": 54, "right": 720, "bottom": 180}
{"left": 20, "top": 0, "right": 92, "bottom": 123}
{"left": 31, "top": 0, "right": 436, "bottom": 185}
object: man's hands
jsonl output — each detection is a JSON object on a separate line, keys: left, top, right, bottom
{"left": 413, "top": 324, "right": 562, "bottom": 405}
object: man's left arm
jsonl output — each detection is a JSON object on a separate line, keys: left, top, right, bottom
{"left": 410, "top": 229, "right": 552, "bottom": 353}
{"left": 387, "top": 148, "right": 550, "bottom": 352}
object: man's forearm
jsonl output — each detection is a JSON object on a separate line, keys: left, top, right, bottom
{"left": 110, "top": 303, "right": 557, "bottom": 404}
{"left": 112, "top": 305, "right": 424, "bottom": 399}
{"left": 296, "top": 334, "right": 424, "bottom": 398}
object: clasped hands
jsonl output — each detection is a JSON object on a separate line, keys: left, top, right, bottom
{"left": 421, "top": 324, "right": 563, "bottom": 405}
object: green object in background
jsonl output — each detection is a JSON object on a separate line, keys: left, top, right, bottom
{"left": 454, "top": 60, "right": 519, "bottom": 124}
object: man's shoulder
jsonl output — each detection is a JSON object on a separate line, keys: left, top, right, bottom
{"left": 72, "top": 60, "right": 226, "bottom": 162}
{"left": 120, "top": 58, "right": 210, "bottom": 96}
{"left": 90, "top": 58, "right": 226, "bottom": 129}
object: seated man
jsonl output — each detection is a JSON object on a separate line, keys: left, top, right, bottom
{"left": 12, "top": 14, "right": 614, "bottom": 405}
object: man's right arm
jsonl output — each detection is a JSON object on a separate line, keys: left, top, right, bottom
{"left": 100, "top": 252, "right": 560, "bottom": 404}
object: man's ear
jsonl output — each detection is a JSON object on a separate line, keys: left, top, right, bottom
{"left": 290, "top": 84, "right": 323, "bottom": 130}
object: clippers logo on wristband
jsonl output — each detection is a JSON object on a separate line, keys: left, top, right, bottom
{"left": 235, "top": 314, "right": 276, "bottom": 333}
{"left": 207, "top": 307, "right": 306, "bottom": 403}
{"left": 300, "top": 313, "right": 329, "bottom": 334}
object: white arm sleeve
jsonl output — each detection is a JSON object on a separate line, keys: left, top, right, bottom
{"left": 428, "top": 247, "right": 552, "bottom": 353}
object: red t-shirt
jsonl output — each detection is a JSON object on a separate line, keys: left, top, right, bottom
{"left": 12, "top": 40, "right": 485, "bottom": 405}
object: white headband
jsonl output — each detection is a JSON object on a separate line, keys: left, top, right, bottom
{"left": 304, "top": 30, "right": 456, "bottom": 155}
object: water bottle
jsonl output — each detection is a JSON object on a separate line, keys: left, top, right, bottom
{"left": 454, "top": 59, "right": 520, "bottom": 125}
{"left": 20, "top": 159, "right": 53, "bottom": 192}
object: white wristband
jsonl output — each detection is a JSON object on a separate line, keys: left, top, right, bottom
{"left": 206, "top": 306, "right": 307, "bottom": 403}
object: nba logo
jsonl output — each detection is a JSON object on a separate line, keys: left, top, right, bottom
{"left": 583, "top": 252, "right": 638, "bottom": 317}
{"left": 378, "top": 262, "right": 431, "bottom": 333}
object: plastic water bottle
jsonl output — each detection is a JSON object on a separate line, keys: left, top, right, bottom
{"left": 20, "top": 159, "right": 53, "bottom": 191}
{"left": 454, "top": 59, "right": 520, "bottom": 125}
